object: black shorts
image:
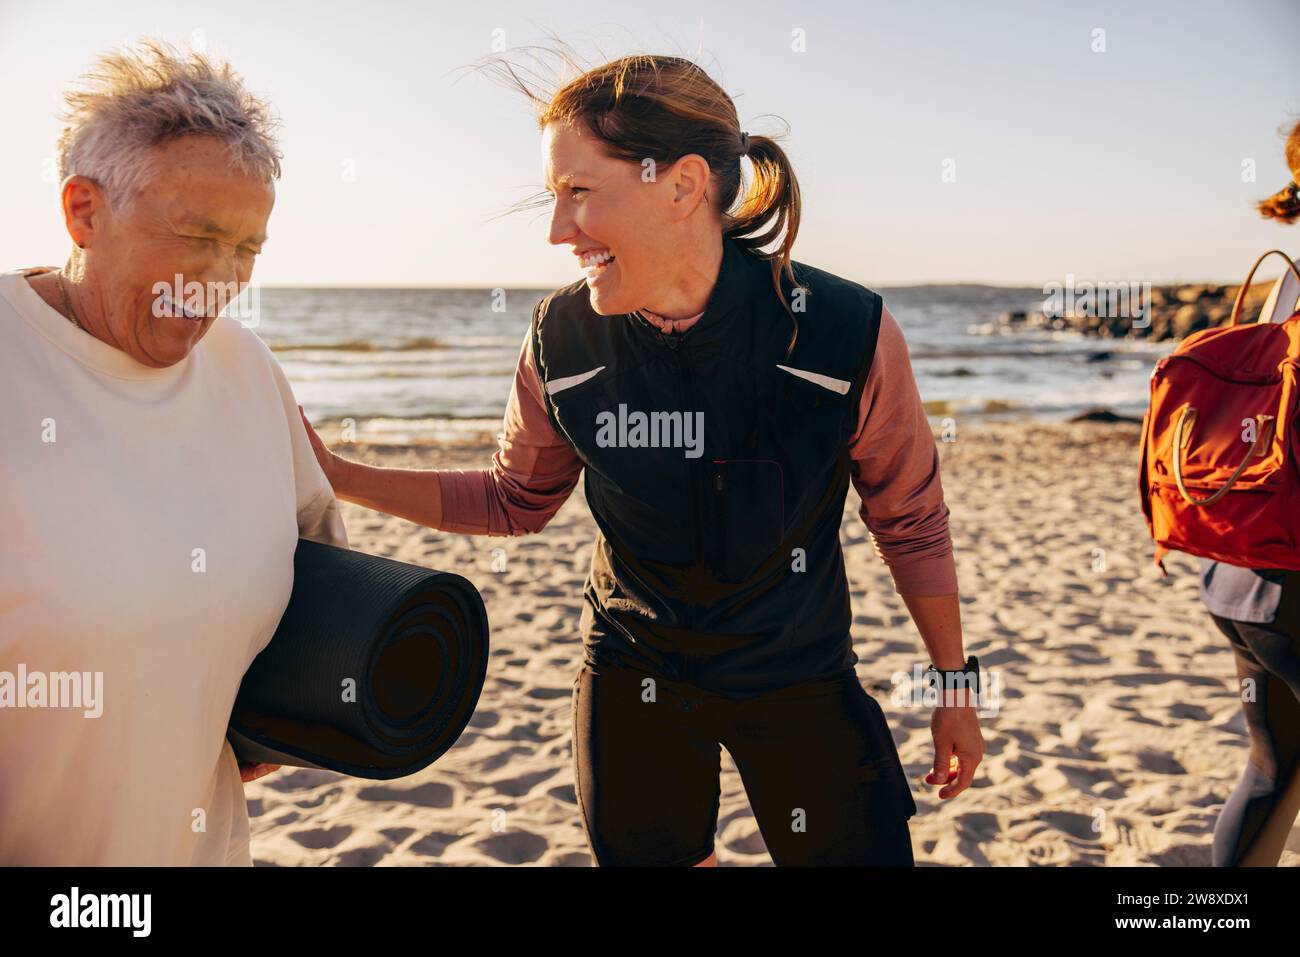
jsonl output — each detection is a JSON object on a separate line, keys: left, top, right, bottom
{"left": 571, "top": 658, "right": 918, "bottom": 866}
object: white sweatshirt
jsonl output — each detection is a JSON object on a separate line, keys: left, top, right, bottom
{"left": 0, "top": 267, "right": 348, "bottom": 865}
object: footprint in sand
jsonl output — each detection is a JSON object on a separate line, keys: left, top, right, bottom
{"left": 1111, "top": 819, "right": 1149, "bottom": 857}
{"left": 476, "top": 830, "right": 549, "bottom": 864}
{"left": 547, "top": 850, "right": 593, "bottom": 867}
{"left": 1003, "top": 753, "right": 1043, "bottom": 777}
{"left": 546, "top": 783, "right": 577, "bottom": 804}
{"left": 490, "top": 767, "right": 559, "bottom": 798}
{"left": 1134, "top": 749, "right": 1187, "bottom": 775}
{"left": 289, "top": 824, "right": 353, "bottom": 849}
{"left": 1169, "top": 702, "right": 1211, "bottom": 721}
{"left": 1021, "top": 839, "right": 1076, "bottom": 866}
{"left": 357, "top": 781, "right": 454, "bottom": 808}
{"left": 1147, "top": 844, "right": 1211, "bottom": 866}
{"left": 336, "top": 842, "right": 392, "bottom": 867}
{"left": 525, "top": 686, "right": 571, "bottom": 700}
{"left": 1058, "top": 764, "right": 1121, "bottom": 796}
{"left": 296, "top": 786, "right": 343, "bottom": 809}
{"left": 1037, "top": 809, "right": 1101, "bottom": 841}
{"left": 952, "top": 811, "right": 1000, "bottom": 842}
{"left": 720, "top": 821, "right": 768, "bottom": 856}
{"left": 497, "top": 720, "right": 550, "bottom": 744}
{"left": 471, "top": 745, "right": 534, "bottom": 774}
{"left": 408, "top": 831, "right": 468, "bottom": 858}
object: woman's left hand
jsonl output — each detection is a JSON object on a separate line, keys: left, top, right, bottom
{"left": 238, "top": 761, "right": 282, "bottom": 783}
{"left": 924, "top": 704, "right": 984, "bottom": 799}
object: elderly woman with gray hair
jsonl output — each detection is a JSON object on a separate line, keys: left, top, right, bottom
{"left": 0, "top": 40, "right": 346, "bottom": 865}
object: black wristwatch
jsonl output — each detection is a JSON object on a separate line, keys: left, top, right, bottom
{"left": 925, "top": 655, "right": 981, "bottom": 696}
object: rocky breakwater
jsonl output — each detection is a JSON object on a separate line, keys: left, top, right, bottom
{"left": 1001, "top": 280, "right": 1278, "bottom": 340}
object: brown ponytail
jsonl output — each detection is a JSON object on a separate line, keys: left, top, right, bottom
{"left": 474, "top": 46, "right": 807, "bottom": 355}
{"left": 1257, "top": 118, "right": 1300, "bottom": 224}
{"left": 726, "top": 131, "right": 804, "bottom": 353}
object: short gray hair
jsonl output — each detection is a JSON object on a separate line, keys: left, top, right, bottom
{"left": 57, "top": 38, "right": 282, "bottom": 210}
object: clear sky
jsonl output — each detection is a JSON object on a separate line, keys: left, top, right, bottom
{"left": 1, "top": 0, "right": 1297, "bottom": 287}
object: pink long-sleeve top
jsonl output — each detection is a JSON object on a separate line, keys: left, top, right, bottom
{"left": 438, "top": 302, "right": 959, "bottom": 597}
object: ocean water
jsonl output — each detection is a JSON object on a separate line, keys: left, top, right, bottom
{"left": 251, "top": 284, "right": 1168, "bottom": 445}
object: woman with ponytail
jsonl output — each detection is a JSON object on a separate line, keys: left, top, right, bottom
{"left": 302, "top": 53, "right": 981, "bottom": 866}
{"left": 1198, "top": 116, "right": 1300, "bottom": 867}
{"left": 1255, "top": 119, "right": 1300, "bottom": 225}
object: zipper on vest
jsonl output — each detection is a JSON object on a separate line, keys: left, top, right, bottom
{"left": 674, "top": 342, "right": 702, "bottom": 572}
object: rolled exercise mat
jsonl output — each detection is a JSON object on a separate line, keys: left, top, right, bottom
{"left": 227, "top": 539, "right": 490, "bottom": 779}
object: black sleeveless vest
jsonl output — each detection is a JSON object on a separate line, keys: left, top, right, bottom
{"left": 532, "top": 237, "right": 883, "bottom": 695}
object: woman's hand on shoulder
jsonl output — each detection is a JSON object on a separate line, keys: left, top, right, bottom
{"left": 298, "top": 405, "right": 344, "bottom": 490}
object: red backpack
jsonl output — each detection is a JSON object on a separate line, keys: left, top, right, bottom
{"left": 1139, "top": 249, "right": 1300, "bottom": 573}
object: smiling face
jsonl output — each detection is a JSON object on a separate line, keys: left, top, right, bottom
{"left": 68, "top": 134, "right": 274, "bottom": 367}
{"left": 542, "top": 120, "right": 705, "bottom": 316}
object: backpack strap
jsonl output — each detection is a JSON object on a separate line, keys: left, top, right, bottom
{"left": 1230, "top": 250, "right": 1300, "bottom": 325}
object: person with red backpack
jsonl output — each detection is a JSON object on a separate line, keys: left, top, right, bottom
{"left": 1161, "top": 119, "right": 1300, "bottom": 866}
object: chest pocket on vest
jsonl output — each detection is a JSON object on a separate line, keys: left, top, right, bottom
{"left": 705, "top": 458, "right": 785, "bottom": 584}
{"left": 770, "top": 369, "right": 854, "bottom": 518}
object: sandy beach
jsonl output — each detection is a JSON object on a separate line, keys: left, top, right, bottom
{"left": 243, "top": 420, "right": 1300, "bottom": 866}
